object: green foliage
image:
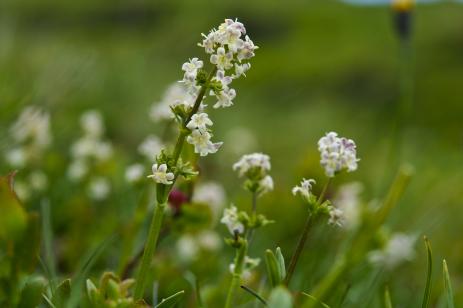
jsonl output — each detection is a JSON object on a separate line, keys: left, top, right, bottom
{"left": 442, "top": 260, "right": 455, "bottom": 308}
{"left": 422, "top": 237, "right": 433, "bottom": 308}
{"left": 155, "top": 290, "right": 185, "bottom": 308}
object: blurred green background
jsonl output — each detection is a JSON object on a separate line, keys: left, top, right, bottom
{"left": 1, "top": 0, "right": 463, "bottom": 306}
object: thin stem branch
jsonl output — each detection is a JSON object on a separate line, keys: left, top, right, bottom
{"left": 284, "top": 178, "right": 332, "bottom": 287}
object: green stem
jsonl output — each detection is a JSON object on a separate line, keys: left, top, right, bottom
{"left": 172, "top": 67, "right": 218, "bottom": 164}
{"left": 284, "top": 178, "right": 331, "bottom": 287}
{"left": 225, "top": 241, "right": 248, "bottom": 308}
{"left": 133, "top": 202, "right": 167, "bottom": 299}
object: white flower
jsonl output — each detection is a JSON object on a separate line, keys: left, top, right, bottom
{"left": 220, "top": 205, "right": 244, "bottom": 235}
{"left": 328, "top": 207, "right": 344, "bottom": 227}
{"left": 28, "top": 171, "right": 48, "bottom": 191}
{"left": 368, "top": 233, "right": 416, "bottom": 270}
{"left": 213, "top": 87, "right": 236, "bottom": 109}
{"left": 80, "top": 110, "right": 104, "bottom": 138}
{"left": 233, "top": 63, "right": 251, "bottom": 78}
{"left": 67, "top": 160, "right": 88, "bottom": 181}
{"left": 14, "top": 180, "right": 31, "bottom": 201}
{"left": 334, "top": 182, "right": 363, "bottom": 229}
{"left": 318, "top": 132, "right": 359, "bottom": 177}
{"left": 5, "top": 148, "right": 27, "bottom": 168}
{"left": 138, "top": 135, "right": 163, "bottom": 161}
{"left": 214, "top": 70, "right": 233, "bottom": 88}
{"left": 259, "top": 175, "right": 274, "bottom": 195}
{"left": 210, "top": 47, "right": 234, "bottom": 70}
{"left": 237, "top": 35, "right": 258, "bottom": 61}
{"left": 292, "top": 178, "right": 316, "bottom": 199}
{"left": 186, "top": 113, "right": 213, "bottom": 130}
{"left": 233, "top": 153, "right": 271, "bottom": 177}
{"left": 229, "top": 256, "right": 260, "bottom": 282}
{"left": 125, "top": 164, "right": 145, "bottom": 183}
{"left": 10, "top": 106, "right": 52, "bottom": 148}
{"left": 182, "top": 58, "right": 203, "bottom": 85}
{"left": 147, "top": 163, "right": 174, "bottom": 185}
{"left": 186, "top": 129, "right": 222, "bottom": 156}
{"left": 88, "top": 177, "right": 110, "bottom": 201}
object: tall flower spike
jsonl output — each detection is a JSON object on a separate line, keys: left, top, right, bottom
{"left": 147, "top": 163, "right": 174, "bottom": 185}
{"left": 318, "top": 131, "right": 359, "bottom": 177}
{"left": 233, "top": 153, "right": 271, "bottom": 177}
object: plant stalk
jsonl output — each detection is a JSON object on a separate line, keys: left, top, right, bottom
{"left": 225, "top": 241, "right": 248, "bottom": 308}
{"left": 133, "top": 202, "right": 167, "bottom": 299}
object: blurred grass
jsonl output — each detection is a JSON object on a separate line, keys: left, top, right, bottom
{"left": 1, "top": 0, "right": 463, "bottom": 306}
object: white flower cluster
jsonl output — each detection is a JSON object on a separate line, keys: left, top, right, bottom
{"left": 318, "top": 132, "right": 359, "bottom": 177}
{"left": 67, "top": 110, "right": 113, "bottom": 200}
{"left": 233, "top": 153, "right": 273, "bottom": 195}
{"left": 5, "top": 106, "right": 52, "bottom": 201}
{"left": 147, "top": 163, "right": 174, "bottom": 185}
{"left": 186, "top": 113, "right": 222, "bottom": 156}
{"left": 220, "top": 205, "right": 244, "bottom": 235}
{"left": 327, "top": 207, "right": 344, "bottom": 227}
{"left": 6, "top": 106, "right": 52, "bottom": 168}
{"left": 368, "top": 233, "right": 416, "bottom": 270}
{"left": 292, "top": 178, "right": 316, "bottom": 200}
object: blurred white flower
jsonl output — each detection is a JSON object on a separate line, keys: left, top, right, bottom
{"left": 186, "top": 129, "right": 222, "bottom": 156}
{"left": 10, "top": 106, "right": 52, "bottom": 149}
{"left": 28, "top": 171, "right": 48, "bottom": 191}
{"left": 318, "top": 132, "right": 359, "bottom": 177}
{"left": 80, "top": 110, "right": 104, "bottom": 138}
{"left": 233, "top": 153, "right": 271, "bottom": 177}
{"left": 14, "top": 180, "right": 31, "bottom": 201}
{"left": 186, "top": 113, "right": 213, "bottom": 131}
{"left": 259, "top": 175, "right": 274, "bottom": 195}
{"left": 150, "top": 83, "right": 195, "bottom": 122}
{"left": 67, "top": 160, "right": 88, "bottom": 181}
{"left": 193, "top": 181, "right": 226, "bottom": 220}
{"left": 328, "top": 207, "right": 344, "bottom": 227}
{"left": 368, "top": 233, "right": 416, "bottom": 269}
{"left": 138, "top": 135, "right": 163, "bottom": 161}
{"left": 292, "top": 178, "right": 316, "bottom": 200}
{"left": 197, "top": 230, "right": 222, "bottom": 251}
{"left": 333, "top": 182, "right": 363, "bottom": 229}
{"left": 221, "top": 205, "right": 244, "bottom": 235}
{"left": 229, "top": 256, "right": 260, "bottom": 282}
{"left": 88, "top": 177, "right": 111, "bottom": 201}
{"left": 5, "top": 148, "right": 27, "bottom": 168}
{"left": 176, "top": 234, "right": 199, "bottom": 262}
{"left": 147, "top": 163, "right": 174, "bottom": 185}
{"left": 125, "top": 163, "right": 145, "bottom": 183}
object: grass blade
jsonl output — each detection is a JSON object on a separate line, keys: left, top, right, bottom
{"left": 41, "top": 200, "right": 58, "bottom": 296}
{"left": 302, "top": 292, "right": 331, "bottom": 308}
{"left": 442, "top": 259, "right": 455, "bottom": 308}
{"left": 384, "top": 286, "right": 393, "bottom": 308}
{"left": 155, "top": 290, "right": 185, "bottom": 308}
{"left": 422, "top": 236, "right": 433, "bottom": 308}
{"left": 240, "top": 285, "right": 267, "bottom": 306}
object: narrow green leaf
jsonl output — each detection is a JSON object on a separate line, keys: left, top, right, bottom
{"left": 41, "top": 201, "right": 57, "bottom": 297}
{"left": 276, "top": 247, "right": 286, "bottom": 281}
{"left": 422, "top": 236, "right": 433, "bottom": 308}
{"left": 384, "top": 286, "right": 393, "bottom": 308}
{"left": 240, "top": 285, "right": 267, "bottom": 306}
{"left": 155, "top": 290, "right": 185, "bottom": 308}
{"left": 268, "top": 286, "right": 293, "bottom": 308}
{"left": 265, "top": 249, "right": 281, "bottom": 287}
{"left": 301, "top": 292, "right": 331, "bottom": 308}
{"left": 443, "top": 260, "right": 455, "bottom": 308}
